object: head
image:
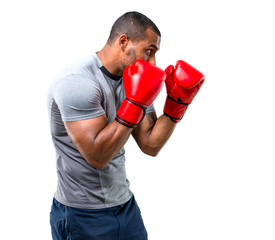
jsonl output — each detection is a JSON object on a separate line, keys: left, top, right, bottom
{"left": 107, "top": 11, "right": 161, "bottom": 70}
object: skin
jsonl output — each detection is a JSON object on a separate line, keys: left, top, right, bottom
{"left": 64, "top": 28, "right": 176, "bottom": 170}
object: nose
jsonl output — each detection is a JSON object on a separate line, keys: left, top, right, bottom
{"left": 149, "top": 57, "right": 156, "bottom": 66}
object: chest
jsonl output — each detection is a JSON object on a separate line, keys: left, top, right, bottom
{"left": 100, "top": 77, "right": 125, "bottom": 123}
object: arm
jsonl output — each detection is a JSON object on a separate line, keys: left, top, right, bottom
{"left": 132, "top": 60, "right": 205, "bottom": 156}
{"left": 53, "top": 75, "right": 132, "bottom": 170}
{"left": 131, "top": 112, "right": 176, "bottom": 156}
{"left": 60, "top": 60, "right": 165, "bottom": 170}
{"left": 65, "top": 115, "right": 133, "bottom": 170}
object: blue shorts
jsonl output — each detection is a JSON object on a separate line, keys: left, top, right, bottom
{"left": 50, "top": 196, "right": 148, "bottom": 240}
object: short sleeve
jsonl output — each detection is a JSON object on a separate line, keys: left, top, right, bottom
{"left": 53, "top": 74, "right": 105, "bottom": 122}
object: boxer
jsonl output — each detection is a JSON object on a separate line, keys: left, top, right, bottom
{"left": 48, "top": 11, "right": 204, "bottom": 240}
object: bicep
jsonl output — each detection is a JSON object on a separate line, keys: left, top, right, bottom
{"left": 64, "top": 115, "right": 108, "bottom": 156}
{"left": 65, "top": 115, "right": 133, "bottom": 169}
{"left": 53, "top": 75, "right": 107, "bottom": 152}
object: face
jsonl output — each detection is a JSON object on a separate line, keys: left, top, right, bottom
{"left": 120, "top": 28, "right": 161, "bottom": 70}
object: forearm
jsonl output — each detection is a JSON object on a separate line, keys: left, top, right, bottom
{"left": 133, "top": 113, "right": 176, "bottom": 156}
{"left": 91, "top": 122, "right": 132, "bottom": 167}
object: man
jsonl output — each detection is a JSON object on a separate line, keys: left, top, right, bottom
{"left": 48, "top": 11, "right": 204, "bottom": 240}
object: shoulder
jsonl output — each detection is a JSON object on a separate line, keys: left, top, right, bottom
{"left": 51, "top": 53, "right": 104, "bottom": 95}
{"left": 53, "top": 53, "right": 103, "bottom": 86}
{"left": 52, "top": 74, "right": 102, "bottom": 105}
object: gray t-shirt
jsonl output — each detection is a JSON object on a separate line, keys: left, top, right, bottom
{"left": 48, "top": 53, "right": 155, "bottom": 209}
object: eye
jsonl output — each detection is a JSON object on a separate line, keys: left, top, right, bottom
{"left": 146, "top": 49, "right": 153, "bottom": 56}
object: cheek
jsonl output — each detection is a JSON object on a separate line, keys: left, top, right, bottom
{"left": 133, "top": 45, "right": 146, "bottom": 61}
{"left": 126, "top": 48, "right": 137, "bottom": 63}
{"left": 136, "top": 52, "right": 148, "bottom": 62}
{"left": 121, "top": 49, "right": 137, "bottom": 69}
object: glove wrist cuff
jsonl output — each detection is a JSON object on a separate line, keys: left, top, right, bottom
{"left": 116, "top": 98, "right": 146, "bottom": 128}
{"left": 163, "top": 96, "right": 189, "bottom": 123}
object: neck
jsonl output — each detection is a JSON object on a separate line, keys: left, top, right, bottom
{"left": 97, "top": 44, "right": 123, "bottom": 76}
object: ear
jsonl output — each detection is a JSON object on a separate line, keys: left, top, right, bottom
{"left": 118, "top": 34, "right": 129, "bottom": 52}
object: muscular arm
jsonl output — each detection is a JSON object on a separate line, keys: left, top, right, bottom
{"left": 132, "top": 112, "right": 176, "bottom": 156}
{"left": 65, "top": 115, "right": 133, "bottom": 170}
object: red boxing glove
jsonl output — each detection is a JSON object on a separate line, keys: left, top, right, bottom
{"left": 163, "top": 60, "right": 205, "bottom": 123}
{"left": 116, "top": 60, "right": 166, "bottom": 128}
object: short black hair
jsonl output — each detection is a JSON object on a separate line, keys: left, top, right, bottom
{"left": 107, "top": 11, "right": 161, "bottom": 44}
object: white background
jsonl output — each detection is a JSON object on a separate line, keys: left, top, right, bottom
{"left": 1, "top": 0, "right": 274, "bottom": 239}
